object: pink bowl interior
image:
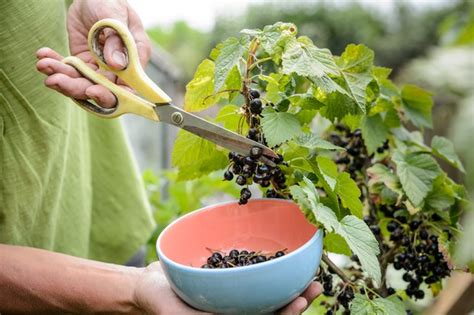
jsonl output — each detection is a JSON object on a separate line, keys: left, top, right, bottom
{"left": 159, "top": 199, "right": 318, "bottom": 267}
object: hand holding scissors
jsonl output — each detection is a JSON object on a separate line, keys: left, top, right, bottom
{"left": 61, "top": 19, "right": 277, "bottom": 165}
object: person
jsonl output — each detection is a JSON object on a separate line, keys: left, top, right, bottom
{"left": 0, "top": 0, "right": 322, "bottom": 313}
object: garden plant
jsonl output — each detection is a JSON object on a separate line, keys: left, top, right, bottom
{"left": 165, "top": 22, "right": 469, "bottom": 314}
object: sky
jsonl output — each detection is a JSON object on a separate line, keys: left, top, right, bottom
{"left": 128, "top": 0, "right": 452, "bottom": 31}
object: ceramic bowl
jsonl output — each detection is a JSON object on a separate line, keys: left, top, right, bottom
{"left": 156, "top": 199, "right": 323, "bottom": 314}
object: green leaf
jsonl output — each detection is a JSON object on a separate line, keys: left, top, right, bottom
{"left": 337, "top": 44, "right": 374, "bottom": 113}
{"left": 361, "top": 114, "right": 389, "bottom": 154}
{"left": 294, "top": 133, "right": 344, "bottom": 151}
{"left": 171, "top": 130, "right": 227, "bottom": 180}
{"left": 351, "top": 294, "right": 405, "bottom": 315}
{"left": 316, "top": 156, "right": 338, "bottom": 191}
{"left": 261, "top": 108, "right": 302, "bottom": 147}
{"left": 260, "top": 73, "right": 292, "bottom": 104}
{"left": 282, "top": 36, "right": 339, "bottom": 79}
{"left": 224, "top": 65, "right": 242, "bottom": 92}
{"left": 431, "top": 136, "right": 465, "bottom": 173}
{"left": 401, "top": 84, "right": 433, "bottom": 128}
{"left": 336, "top": 172, "right": 363, "bottom": 218}
{"left": 338, "top": 215, "right": 381, "bottom": 284}
{"left": 320, "top": 92, "right": 360, "bottom": 121}
{"left": 393, "top": 151, "right": 441, "bottom": 207}
{"left": 292, "top": 177, "right": 380, "bottom": 284}
{"left": 367, "top": 163, "right": 403, "bottom": 199}
{"left": 184, "top": 59, "right": 220, "bottom": 112}
{"left": 215, "top": 104, "right": 247, "bottom": 133}
{"left": 214, "top": 37, "right": 243, "bottom": 93}
{"left": 424, "top": 175, "right": 455, "bottom": 211}
{"left": 324, "top": 232, "right": 351, "bottom": 256}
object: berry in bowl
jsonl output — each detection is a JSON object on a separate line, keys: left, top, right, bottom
{"left": 156, "top": 199, "right": 323, "bottom": 314}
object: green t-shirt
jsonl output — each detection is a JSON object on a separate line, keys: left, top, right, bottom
{"left": 0, "top": 0, "right": 155, "bottom": 264}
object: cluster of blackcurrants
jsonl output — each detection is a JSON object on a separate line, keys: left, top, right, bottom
{"left": 365, "top": 205, "right": 451, "bottom": 300}
{"left": 223, "top": 88, "right": 287, "bottom": 204}
{"left": 330, "top": 125, "right": 366, "bottom": 180}
{"left": 225, "top": 150, "right": 286, "bottom": 204}
{"left": 201, "top": 249, "right": 286, "bottom": 269}
{"left": 316, "top": 268, "right": 355, "bottom": 314}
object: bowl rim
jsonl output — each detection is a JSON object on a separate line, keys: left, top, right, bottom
{"left": 156, "top": 198, "right": 322, "bottom": 273}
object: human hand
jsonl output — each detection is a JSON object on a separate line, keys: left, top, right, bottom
{"left": 134, "top": 262, "right": 322, "bottom": 315}
{"left": 36, "top": 0, "right": 151, "bottom": 108}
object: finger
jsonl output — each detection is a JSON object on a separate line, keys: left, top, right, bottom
{"left": 279, "top": 297, "right": 308, "bottom": 315}
{"left": 85, "top": 85, "right": 117, "bottom": 108}
{"left": 103, "top": 32, "right": 128, "bottom": 70}
{"left": 36, "top": 58, "right": 82, "bottom": 78}
{"left": 45, "top": 73, "right": 93, "bottom": 100}
{"left": 300, "top": 282, "right": 323, "bottom": 304}
{"left": 127, "top": 6, "right": 152, "bottom": 67}
{"left": 36, "top": 47, "right": 63, "bottom": 61}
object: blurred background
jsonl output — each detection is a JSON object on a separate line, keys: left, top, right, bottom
{"left": 121, "top": 0, "right": 473, "bottom": 313}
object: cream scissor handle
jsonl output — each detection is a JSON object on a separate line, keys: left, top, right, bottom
{"left": 62, "top": 19, "right": 171, "bottom": 121}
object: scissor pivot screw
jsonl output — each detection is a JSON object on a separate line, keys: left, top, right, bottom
{"left": 171, "top": 112, "right": 184, "bottom": 125}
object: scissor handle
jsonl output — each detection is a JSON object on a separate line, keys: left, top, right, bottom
{"left": 87, "top": 19, "right": 171, "bottom": 104}
{"left": 61, "top": 19, "right": 172, "bottom": 120}
{"left": 63, "top": 56, "right": 159, "bottom": 120}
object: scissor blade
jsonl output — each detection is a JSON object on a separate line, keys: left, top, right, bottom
{"left": 155, "top": 104, "right": 278, "bottom": 164}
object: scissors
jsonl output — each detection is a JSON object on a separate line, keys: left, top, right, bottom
{"left": 62, "top": 19, "right": 277, "bottom": 165}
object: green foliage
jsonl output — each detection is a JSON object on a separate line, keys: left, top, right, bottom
{"left": 350, "top": 294, "right": 405, "bottom": 314}
{"left": 168, "top": 21, "right": 467, "bottom": 312}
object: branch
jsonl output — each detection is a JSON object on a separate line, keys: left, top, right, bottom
{"left": 322, "top": 253, "right": 351, "bottom": 284}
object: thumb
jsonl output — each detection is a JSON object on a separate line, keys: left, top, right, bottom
{"left": 103, "top": 28, "right": 128, "bottom": 70}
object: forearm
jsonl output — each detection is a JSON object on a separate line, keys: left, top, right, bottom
{"left": 0, "top": 244, "right": 142, "bottom": 314}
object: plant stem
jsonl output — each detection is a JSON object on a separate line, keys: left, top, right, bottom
{"left": 322, "top": 253, "right": 351, "bottom": 284}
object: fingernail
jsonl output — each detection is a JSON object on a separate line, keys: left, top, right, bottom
{"left": 113, "top": 51, "right": 127, "bottom": 68}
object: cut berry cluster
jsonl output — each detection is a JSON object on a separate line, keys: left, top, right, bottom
{"left": 316, "top": 267, "right": 355, "bottom": 314}
{"left": 201, "top": 249, "right": 286, "bottom": 269}
{"left": 223, "top": 88, "right": 287, "bottom": 204}
{"left": 330, "top": 125, "right": 366, "bottom": 180}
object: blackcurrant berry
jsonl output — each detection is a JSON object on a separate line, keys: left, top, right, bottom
{"left": 409, "top": 220, "right": 421, "bottom": 230}
{"left": 403, "top": 273, "right": 412, "bottom": 282}
{"left": 238, "top": 197, "right": 248, "bottom": 205}
{"left": 414, "top": 290, "right": 425, "bottom": 299}
{"left": 370, "top": 225, "right": 381, "bottom": 235}
{"left": 275, "top": 251, "right": 285, "bottom": 257}
{"left": 387, "top": 221, "right": 399, "bottom": 232}
{"left": 224, "top": 170, "right": 234, "bottom": 181}
{"left": 236, "top": 175, "right": 247, "bottom": 186}
{"left": 420, "top": 229, "right": 429, "bottom": 240}
{"left": 241, "top": 188, "right": 251, "bottom": 199}
{"left": 387, "top": 287, "right": 396, "bottom": 295}
{"left": 249, "top": 89, "right": 260, "bottom": 99}
{"left": 250, "top": 99, "right": 262, "bottom": 115}
{"left": 243, "top": 156, "right": 256, "bottom": 166}
{"left": 250, "top": 146, "right": 263, "bottom": 159}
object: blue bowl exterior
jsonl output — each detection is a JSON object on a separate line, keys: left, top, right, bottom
{"left": 157, "top": 229, "right": 323, "bottom": 314}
